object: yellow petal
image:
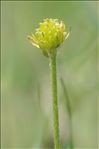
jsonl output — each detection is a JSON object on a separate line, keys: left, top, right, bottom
{"left": 28, "top": 36, "right": 40, "bottom": 48}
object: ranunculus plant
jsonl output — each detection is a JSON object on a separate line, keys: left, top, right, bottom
{"left": 28, "top": 18, "right": 70, "bottom": 149}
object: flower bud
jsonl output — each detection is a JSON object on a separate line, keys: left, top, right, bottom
{"left": 28, "top": 18, "right": 70, "bottom": 57}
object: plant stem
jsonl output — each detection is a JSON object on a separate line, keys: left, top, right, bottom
{"left": 49, "top": 52, "right": 60, "bottom": 149}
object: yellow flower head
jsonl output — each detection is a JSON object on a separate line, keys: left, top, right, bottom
{"left": 28, "top": 18, "right": 70, "bottom": 57}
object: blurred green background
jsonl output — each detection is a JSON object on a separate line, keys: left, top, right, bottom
{"left": 1, "top": 1, "right": 98, "bottom": 149}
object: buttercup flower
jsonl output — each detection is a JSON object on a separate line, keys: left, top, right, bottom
{"left": 28, "top": 18, "right": 70, "bottom": 57}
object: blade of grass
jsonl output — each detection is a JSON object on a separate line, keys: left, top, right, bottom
{"left": 60, "top": 77, "right": 74, "bottom": 149}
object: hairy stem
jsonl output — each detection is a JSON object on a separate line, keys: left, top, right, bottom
{"left": 49, "top": 52, "right": 60, "bottom": 149}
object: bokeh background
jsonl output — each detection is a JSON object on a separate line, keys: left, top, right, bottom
{"left": 1, "top": 1, "right": 98, "bottom": 149}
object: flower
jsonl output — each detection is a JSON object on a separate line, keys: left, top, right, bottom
{"left": 28, "top": 18, "right": 70, "bottom": 57}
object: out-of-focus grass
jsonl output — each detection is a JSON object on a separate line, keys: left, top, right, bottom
{"left": 1, "top": 1, "right": 98, "bottom": 148}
